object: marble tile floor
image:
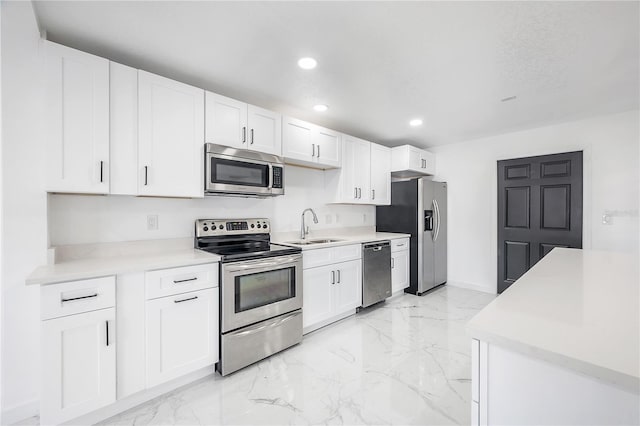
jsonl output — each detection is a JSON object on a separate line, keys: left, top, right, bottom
{"left": 18, "top": 286, "right": 495, "bottom": 426}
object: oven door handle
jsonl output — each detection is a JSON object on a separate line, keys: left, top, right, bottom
{"left": 224, "top": 255, "right": 301, "bottom": 272}
{"left": 231, "top": 311, "right": 301, "bottom": 337}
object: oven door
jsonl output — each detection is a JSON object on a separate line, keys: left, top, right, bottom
{"left": 221, "top": 254, "right": 302, "bottom": 333}
{"left": 206, "top": 152, "right": 273, "bottom": 196}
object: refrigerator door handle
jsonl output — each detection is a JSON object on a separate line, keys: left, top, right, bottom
{"left": 433, "top": 199, "right": 441, "bottom": 242}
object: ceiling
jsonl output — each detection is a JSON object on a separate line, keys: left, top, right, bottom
{"left": 32, "top": 1, "right": 639, "bottom": 148}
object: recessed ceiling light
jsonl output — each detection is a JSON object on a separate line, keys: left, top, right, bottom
{"left": 409, "top": 119, "right": 423, "bottom": 127}
{"left": 313, "top": 104, "right": 328, "bottom": 112}
{"left": 297, "top": 57, "right": 317, "bottom": 70}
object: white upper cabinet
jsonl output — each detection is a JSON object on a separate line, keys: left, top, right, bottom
{"left": 205, "top": 91, "right": 281, "bottom": 156}
{"left": 247, "top": 104, "right": 282, "bottom": 156}
{"left": 45, "top": 41, "right": 110, "bottom": 194}
{"left": 391, "top": 144, "right": 436, "bottom": 177}
{"left": 282, "top": 116, "right": 341, "bottom": 169}
{"left": 327, "top": 134, "right": 392, "bottom": 205}
{"left": 138, "top": 71, "right": 204, "bottom": 198}
{"left": 370, "top": 143, "right": 391, "bottom": 205}
{"left": 205, "top": 92, "right": 248, "bottom": 149}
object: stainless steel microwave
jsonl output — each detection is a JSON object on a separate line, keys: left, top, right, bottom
{"left": 204, "top": 144, "right": 284, "bottom": 197}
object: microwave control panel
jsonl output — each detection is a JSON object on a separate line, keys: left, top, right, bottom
{"left": 272, "top": 167, "right": 283, "bottom": 189}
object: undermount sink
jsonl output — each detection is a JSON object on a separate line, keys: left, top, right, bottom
{"left": 284, "top": 238, "right": 343, "bottom": 245}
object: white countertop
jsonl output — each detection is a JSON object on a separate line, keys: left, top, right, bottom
{"left": 467, "top": 248, "right": 639, "bottom": 392}
{"left": 27, "top": 246, "right": 220, "bottom": 286}
{"left": 272, "top": 232, "right": 411, "bottom": 250}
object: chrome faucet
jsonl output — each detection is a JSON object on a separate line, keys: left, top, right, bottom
{"left": 300, "top": 208, "right": 319, "bottom": 240}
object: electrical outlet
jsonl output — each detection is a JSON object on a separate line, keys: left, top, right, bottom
{"left": 335, "top": 214, "right": 340, "bottom": 223}
{"left": 325, "top": 214, "right": 333, "bottom": 224}
{"left": 147, "top": 214, "right": 159, "bottom": 230}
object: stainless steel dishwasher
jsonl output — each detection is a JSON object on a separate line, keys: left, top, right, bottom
{"left": 361, "top": 241, "right": 392, "bottom": 308}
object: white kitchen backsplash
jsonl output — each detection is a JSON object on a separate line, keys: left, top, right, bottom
{"left": 48, "top": 164, "right": 376, "bottom": 246}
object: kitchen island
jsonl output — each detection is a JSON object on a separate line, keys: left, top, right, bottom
{"left": 467, "top": 248, "right": 639, "bottom": 425}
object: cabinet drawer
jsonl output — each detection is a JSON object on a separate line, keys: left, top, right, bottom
{"left": 303, "top": 244, "right": 361, "bottom": 269}
{"left": 145, "top": 263, "right": 218, "bottom": 300}
{"left": 41, "top": 276, "right": 115, "bottom": 320}
{"left": 391, "top": 238, "right": 410, "bottom": 253}
{"left": 333, "top": 244, "right": 361, "bottom": 263}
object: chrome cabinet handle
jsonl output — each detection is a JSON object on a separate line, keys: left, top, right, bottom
{"left": 331, "top": 270, "right": 335, "bottom": 284}
{"left": 358, "top": 188, "right": 362, "bottom": 199}
{"left": 100, "top": 161, "right": 104, "bottom": 183}
{"left": 317, "top": 145, "right": 320, "bottom": 158}
{"left": 312, "top": 144, "right": 316, "bottom": 157}
{"left": 250, "top": 128, "right": 254, "bottom": 144}
{"left": 173, "top": 277, "right": 197, "bottom": 284}
{"left": 372, "top": 189, "right": 375, "bottom": 200}
{"left": 242, "top": 126, "right": 246, "bottom": 143}
{"left": 174, "top": 296, "right": 198, "bottom": 304}
{"left": 61, "top": 293, "right": 98, "bottom": 303}
{"left": 105, "top": 321, "right": 110, "bottom": 346}
{"left": 337, "top": 270, "right": 341, "bottom": 283}
{"left": 144, "top": 166, "right": 148, "bottom": 185}
{"left": 354, "top": 187, "right": 358, "bottom": 199}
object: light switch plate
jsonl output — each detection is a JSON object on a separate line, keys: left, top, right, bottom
{"left": 147, "top": 214, "right": 159, "bottom": 230}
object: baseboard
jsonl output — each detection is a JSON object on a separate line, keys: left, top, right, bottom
{"left": 447, "top": 280, "right": 496, "bottom": 294}
{"left": 2, "top": 399, "right": 39, "bottom": 425}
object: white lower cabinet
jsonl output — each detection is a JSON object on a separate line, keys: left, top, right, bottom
{"left": 391, "top": 238, "right": 410, "bottom": 293}
{"left": 302, "top": 245, "right": 362, "bottom": 333}
{"left": 146, "top": 288, "right": 219, "bottom": 387}
{"left": 41, "top": 307, "right": 116, "bottom": 425}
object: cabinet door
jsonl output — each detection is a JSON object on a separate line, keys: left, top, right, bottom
{"left": 138, "top": 71, "right": 204, "bottom": 198}
{"left": 45, "top": 41, "right": 110, "bottom": 194}
{"left": 315, "top": 126, "right": 341, "bottom": 168}
{"left": 282, "top": 116, "right": 315, "bottom": 163}
{"left": 302, "top": 265, "right": 334, "bottom": 330}
{"left": 408, "top": 146, "right": 424, "bottom": 172}
{"left": 352, "top": 137, "right": 372, "bottom": 203}
{"left": 370, "top": 143, "right": 391, "bottom": 205}
{"left": 333, "top": 260, "right": 362, "bottom": 314}
{"left": 391, "top": 250, "right": 409, "bottom": 293}
{"left": 41, "top": 308, "right": 115, "bottom": 425}
{"left": 205, "top": 92, "right": 247, "bottom": 149}
{"left": 248, "top": 105, "right": 282, "bottom": 155}
{"left": 146, "top": 289, "right": 218, "bottom": 387}
{"left": 340, "top": 136, "right": 359, "bottom": 203}
{"left": 422, "top": 150, "right": 436, "bottom": 175}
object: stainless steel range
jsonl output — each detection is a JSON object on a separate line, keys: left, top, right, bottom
{"left": 195, "top": 218, "right": 303, "bottom": 376}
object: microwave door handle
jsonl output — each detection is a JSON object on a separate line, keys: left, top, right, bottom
{"left": 267, "top": 164, "right": 273, "bottom": 190}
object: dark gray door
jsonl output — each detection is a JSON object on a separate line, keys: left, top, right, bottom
{"left": 497, "top": 151, "right": 583, "bottom": 293}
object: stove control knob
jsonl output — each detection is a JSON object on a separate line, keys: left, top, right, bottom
{"left": 203, "top": 227, "right": 209, "bottom": 232}
{"left": 257, "top": 224, "right": 262, "bottom": 228}
{"left": 250, "top": 224, "right": 255, "bottom": 228}
{"left": 219, "top": 225, "right": 224, "bottom": 230}
{"left": 263, "top": 223, "right": 268, "bottom": 229}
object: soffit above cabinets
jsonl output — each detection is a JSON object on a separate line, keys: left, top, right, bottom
{"left": 33, "top": 1, "right": 640, "bottom": 148}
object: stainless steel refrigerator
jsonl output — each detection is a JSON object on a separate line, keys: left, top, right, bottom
{"left": 376, "top": 178, "right": 447, "bottom": 295}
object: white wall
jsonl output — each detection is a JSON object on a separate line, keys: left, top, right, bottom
{"left": 432, "top": 110, "right": 639, "bottom": 294}
{"left": 1, "top": 1, "right": 47, "bottom": 422}
{"left": 49, "top": 165, "right": 375, "bottom": 245}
